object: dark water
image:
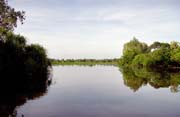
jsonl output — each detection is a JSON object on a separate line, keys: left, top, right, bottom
{"left": 5, "top": 66, "right": 180, "bottom": 117}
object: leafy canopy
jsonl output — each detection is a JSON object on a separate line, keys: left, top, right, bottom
{"left": 119, "top": 37, "right": 149, "bottom": 66}
{"left": 0, "top": 0, "right": 25, "bottom": 31}
{"left": 119, "top": 38, "right": 180, "bottom": 69}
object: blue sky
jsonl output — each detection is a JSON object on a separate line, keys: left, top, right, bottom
{"left": 9, "top": 0, "right": 180, "bottom": 59}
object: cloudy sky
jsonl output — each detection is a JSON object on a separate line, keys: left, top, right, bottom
{"left": 9, "top": 0, "right": 180, "bottom": 59}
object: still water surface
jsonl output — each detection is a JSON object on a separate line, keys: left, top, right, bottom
{"left": 17, "top": 66, "right": 180, "bottom": 117}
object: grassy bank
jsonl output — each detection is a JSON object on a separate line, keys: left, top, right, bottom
{"left": 50, "top": 59, "right": 119, "bottom": 66}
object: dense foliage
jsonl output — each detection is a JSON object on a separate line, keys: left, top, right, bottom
{"left": 0, "top": 0, "right": 51, "bottom": 85}
{"left": 119, "top": 38, "right": 149, "bottom": 66}
{"left": 119, "top": 38, "right": 180, "bottom": 70}
{"left": 0, "top": 30, "right": 51, "bottom": 87}
{"left": 0, "top": 3, "right": 51, "bottom": 116}
{"left": 0, "top": 1, "right": 51, "bottom": 116}
{"left": 0, "top": 30, "right": 51, "bottom": 117}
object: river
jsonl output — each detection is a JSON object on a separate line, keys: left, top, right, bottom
{"left": 11, "top": 66, "right": 180, "bottom": 117}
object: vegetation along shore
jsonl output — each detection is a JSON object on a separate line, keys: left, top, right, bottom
{"left": 50, "top": 58, "right": 119, "bottom": 66}
{"left": 119, "top": 38, "right": 180, "bottom": 71}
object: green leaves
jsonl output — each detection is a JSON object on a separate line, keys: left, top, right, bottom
{"left": 120, "top": 38, "right": 149, "bottom": 66}
{"left": 0, "top": 0, "right": 25, "bottom": 31}
{"left": 120, "top": 38, "right": 180, "bottom": 69}
{"left": 170, "top": 47, "right": 180, "bottom": 63}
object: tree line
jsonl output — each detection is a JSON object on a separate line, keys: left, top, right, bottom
{"left": 50, "top": 58, "right": 119, "bottom": 66}
{"left": 119, "top": 37, "right": 180, "bottom": 70}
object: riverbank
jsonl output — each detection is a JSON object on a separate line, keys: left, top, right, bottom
{"left": 50, "top": 59, "right": 119, "bottom": 66}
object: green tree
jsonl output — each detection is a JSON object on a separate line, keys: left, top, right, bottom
{"left": 149, "top": 41, "right": 161, "bottom": 50}
{"left": 149, "top": 41, "right": 170, "bottom": 51}
{"left": 0, "top": 0, "right": 51, "bottom": 103}
{"left": 170, "top": 48, "right": 180, "bottom": 64}
{"left": 170, "top": 41, "right": 180, "bottom": 49}
{"left": 0, "top": 0, "right": 25, "bottom": 31}
{"left": 120, "top": 37, "right": 149, "bottom": 66}
{"left": 149, "top": 47, "right": 171, "bottom": 67}
{"left": 132, "top": 53, "right": 154, "bottom": 67}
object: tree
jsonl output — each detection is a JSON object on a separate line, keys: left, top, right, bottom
{"left": 170, "top": 48, "right": 180, "bottom": 64}
{"left": 149, "top": 41, "right": 170, "bottom": 51}
{"left": 149, "top": 41, "right": 161, "bottom": 50}
{"left": 170, "top": 41, "right": 180, "bottom": 49}
{"left": 132, "top": 53, "right": 154, "bottom": 67}
{"left": 169, "top": 41, "right": 180, "bottom": 64}
{"left": 0, "top": 0, "right": 25, "bottom": 31}
{"left": 123, "top": 38, "right": 149, "bottom": 56}
{"left": 149, "top": 47, "right": 171, "bottom": 66}
{"left": 0, "top": 1, "right": 51, "bottom": 105}
{"left": 120, "top": 37, "right": 149, "bottom": 66}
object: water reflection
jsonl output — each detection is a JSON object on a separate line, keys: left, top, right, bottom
{"left": 5, "top": 66, "right": 180, "bottom": 117}
{"left": 120, "top": 67, "right": 180, "bottom": 92}
{"left": 0, "top": 74, "right": 51, "bottom": 117}
{"left": 1, "top": 66, "right": 180, "bottom": 117}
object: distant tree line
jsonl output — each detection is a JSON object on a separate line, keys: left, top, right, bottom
{"left": 50, "top": 58, "right": 119, "bottom": 62}
{"left": 50, "top": 58, "right": 119, "bottom": 66}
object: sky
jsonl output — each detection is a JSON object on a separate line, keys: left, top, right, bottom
{"left": 9, "top": 0, "right": 180, "bottom": 59}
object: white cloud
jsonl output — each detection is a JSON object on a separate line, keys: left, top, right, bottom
{"left": 10, "top": 0, "right": 180, "bottom": 59}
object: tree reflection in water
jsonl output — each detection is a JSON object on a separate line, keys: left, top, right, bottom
{"left": 0, "top": 71, "right": 52, "bottom": 117}
{"left": 120, "top": 67, "right": 180, "bottom": 92}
